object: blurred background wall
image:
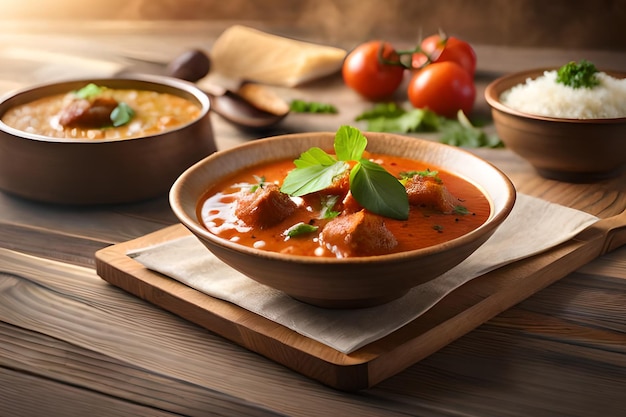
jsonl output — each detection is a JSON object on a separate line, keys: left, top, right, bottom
{"left": 1, "top": 0, "right": 624, "bottom": 50}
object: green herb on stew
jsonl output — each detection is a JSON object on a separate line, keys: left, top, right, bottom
{"left": 74, "top": 83, "right": 136, "bottom": 128}
{"left": 399, "top": 169, "right": 442, "bottom": 184}
{"left": 74, "top": 83, "right": 105, "bottom": 100}
{"left": 556, "top": 60, "right": 600, "bottom": 89}
{"left": 110, "top": 102, "right": 135, "bottom": 127}
{"left": 281, "top": 125, "right": 409, "bottom": 220}
{"left": 249, "top": 175, "right": 267, "bottom": 193}
{"left": 283, "top": 222, "right": 319, "bottom": 238}
{"left": 319, "top": 195, "right": 340, "bottom": 219}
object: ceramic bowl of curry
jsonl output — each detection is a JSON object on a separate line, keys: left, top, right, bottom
{"left": 170, "top": 130, "right": 516, "bottom": 309}
{"left": 485, "top": 67, "right": 626, "bottom": 182}
{"left": 0, "top": 74, "right": 216, "bottom": 204}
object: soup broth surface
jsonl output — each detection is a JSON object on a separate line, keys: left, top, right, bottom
{"left": 2, "top": 88, "right": 201, "bottom": 140}
{"left": 198, "top": 152, "right": 491, "bottom": 258}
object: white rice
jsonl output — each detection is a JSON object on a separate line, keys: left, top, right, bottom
{"left": 500, "top": 70, "right": 626, "bottom": 119}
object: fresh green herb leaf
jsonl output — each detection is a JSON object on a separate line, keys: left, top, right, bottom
{"left": 249, "top": 175, "right": 266, "bottom": 192}
{"left": 283, "top": 222, "right": 319, "bottom": 238}
{"left": 280, "top": 126, "right": 410, "bottom": 220}
{"left": 453, "top": 205, "right": 470, "bottom": 215}
{"left": 349, "top": 159, "right": 409, "bottom": 220}
{"left": 439, "top": 111, "right": 503, "bottom": 148}
{"left": 74, "top": 83, "right": 104, "bottom": 99}
{"left": 290, "top": 99, "right": 338, "bottom": 114}
{"left": 110, "top": 102, "right": 135, "bottom": 127}
{"left": 355, "top": 102, "right": 406, "bottom": 120}
{"left": 556, "top": 60, "right": 600, "bottom": 89}
{"left": 399, "top": 169, "right": 441, "bottom": 183}
{"left": 433, "top": 224, "right": 444, "bottom": 232}
{"left": 355, "top": 104, "right": 502, "bottom": 148}
{"left": 357, "top": 103, "right": 440, "bottom": 134}
{"left": 334, "top": 125, "right": 367, "bottom": 161}
{"left": 293, "top": 147, "right": 337, "bottom": 168}
{"left": 319, "top": 195, "right": 340, "bottom": 219}
{"left": 281, "top": 161, "right": 348, "bottom": 196}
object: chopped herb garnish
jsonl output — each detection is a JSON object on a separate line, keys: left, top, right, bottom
{"left": 319, "top": 195, "right": 340, "bottom": 219}
{"left": 453, "top": 205, "right": 470, "bottom": 215}
{"left": 399, "top": 169, "right": 442, "bottom": 183}
{"left": 433, "top": 224, "right": 444, "bottom": 232}
{"left": 74, "top": 83, "right": 104, "bottom": 99}
{"left": 74, "top": 84, "right": 136, "bottom": 127}
{"left": 290, "top": 99, "right": 338, "bottom": 114}
{"left": 556, "top": 60, "right": 600, "bottom": 89}
{"left": 110, "top": 102, "right": 135, "bottom": 127}
{"left": 283, "top": 222, "right": 319, "bottom": 238}
{"left": 249, "top": 175, "right": 267, "bottom": 192}
{"left": 281, "top": 125, "right": 409, "bottom": 220}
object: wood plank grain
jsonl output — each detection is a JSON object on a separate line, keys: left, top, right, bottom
{"left": 0, "top": 367, "right": 182, "bottom": 417}
{"left": 7, "top": 249, "right": 626, "bottom": 417}
{"left": 0, "top": 249, "right": 411, "bottom": 416}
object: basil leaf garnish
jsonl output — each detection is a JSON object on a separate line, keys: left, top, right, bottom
{"left": 349, "top": 159, "right": 409, "bottom": 220}
{"left": 74, "top": 83, "right": 104, "bottom": 99}
{"left": 283, "top": 222, "right": 319, "bottom": 238}
{"left": 281, "top": 125, "right": 410, "bottom": 220}
{"left": 110, "top": 102, "right": 135, "bottom": 127}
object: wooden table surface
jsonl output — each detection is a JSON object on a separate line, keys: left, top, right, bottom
{"left": 1, "top": 21, "right": 625, "bottom": 417}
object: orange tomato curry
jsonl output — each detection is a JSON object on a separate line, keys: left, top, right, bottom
{"left": 198, "top": 152, "right": 490, "bottom": 258}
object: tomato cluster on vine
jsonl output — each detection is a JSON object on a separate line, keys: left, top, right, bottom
{"left": 342, "top": 34, "right": 477, "bottom": 119}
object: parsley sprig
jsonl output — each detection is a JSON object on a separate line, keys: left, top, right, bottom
{"left": 556, "top": 60, "right": 600, "bottom": 89}
{"left": 280, "top": 126, "right": 409, "bottom": 220}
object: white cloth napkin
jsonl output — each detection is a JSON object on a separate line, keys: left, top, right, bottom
{"left": 128, "top": 194, "right": 598, "bottom": 354}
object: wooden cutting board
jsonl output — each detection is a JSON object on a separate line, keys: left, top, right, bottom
{"left": 95, "top": 210, "right": 625, "bottom": 391}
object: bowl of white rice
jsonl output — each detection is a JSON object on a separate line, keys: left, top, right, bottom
{"left": 485, "top": 65, "right": 626, "bottom": 182}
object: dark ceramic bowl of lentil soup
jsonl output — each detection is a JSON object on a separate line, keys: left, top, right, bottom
{"left": 0, "top": 74, "right": 216, "bottom": 204}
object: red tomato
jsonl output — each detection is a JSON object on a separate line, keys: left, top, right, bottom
{"left": 413, "top": 35, "right": 477, "bottom": 76}
{"left": 407, "top": 61, "right": 476, "bottom": 118}
{"left": 342, "top": 41, "right": 405, "bottom": 100}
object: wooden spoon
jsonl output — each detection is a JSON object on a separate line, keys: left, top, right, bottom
{"left": 166, "top": 49, "right": 290, "bottom": 129}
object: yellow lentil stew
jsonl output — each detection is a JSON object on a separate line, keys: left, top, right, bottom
{"left": 1, "top": 84, "right": 202, "bottom": 140}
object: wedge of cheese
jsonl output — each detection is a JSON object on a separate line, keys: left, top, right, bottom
{"left": 210, "top": 25, "right": 347, "bottom": 87}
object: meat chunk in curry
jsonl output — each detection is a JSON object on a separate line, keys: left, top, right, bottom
{"left": 235, "top": 183, "right": 297, "bottom": 229}
{"left": 405, "top": 174, "right": 460, "bottom": 213}
{"left": 58, "top": 97, "right": 120, "bottom": 128}
{"left": 320, "top": 209, "right": 398, "bottom": 257}
{"left": 301, "top": 171, "right": 350, "bottom": 211}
